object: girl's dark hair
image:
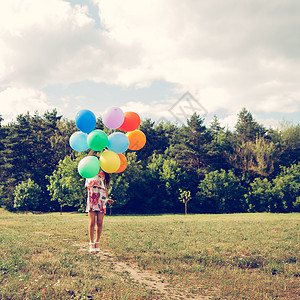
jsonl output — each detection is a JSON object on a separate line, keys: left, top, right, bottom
{"left": 104, "top": 171, "right": 112, "bottom": 188}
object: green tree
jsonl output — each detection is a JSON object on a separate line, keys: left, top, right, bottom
{"left": 1, "top": 114, "right": 33, "bottom": 209}
{"left": 0, "top": 116, "right": 8, "bottom": 203}
{"left": 49, "top": 117, "right": 76, "bottom": 163}
{"left": 109, "top": 152, "right": 138, "bottom": 212}
{"left": 227, "top": 137, "right": 278, "bottom": 178}
{"left": 168, "top": 113, "right": 213, "bottom": 200}
{"left": 96, "top": 117, "right": 105, "bottom": 130}
{"left": 47, "top": 154, "right": 86, "bottom": 213}
{"left": 235, "top": 108, "right": 266, "bottom": 142}
{"left": 110, "top": 152, "right": 147, "bottom": 213}
{"left": 134, "top": 119, "right": 157, "bottom": 164}
{"left": 181, "top": 113, "right": 212, "bottom": 172}
{"left": 246, "top": 178, "right": 274, "bottom": 212}
{"left": 197, "top": 169, "right": 247, "bottom": 213}
{"left": 132, "top": 119, "right": 176, "bottom": 165}
{"left": 29, "top": 110, "right": 63, "bottom": 185}
{"left": 247, "top": 163, "right": 300, "bottom": 213}
{"left": 153, "top": 121, "right": 177, "bottom": 155}
{"left": 272, "top": 163, "right": 300, "bottom": 212}
{"left": 13, "top": 179, "right": 42, "bottom": 213}
{"left": 1, "top": 110, "right": 68, "bottom": 211}
{"left": 146, "top": 153, "right": 183, "bottom": 213}
{"left": 179, "top": 189, "right": 191, "bottom": 215}
{"left": 108, "top": 174, "right": 129, "bottom": 214}
{"left": 278, "top": 122, "right": 300, "bottom": 167}
{"left": 0, "top": 185, "right": 4, "bottom": 207}
{"left": 208, "top": 116, "right": 232, "bottom": 170}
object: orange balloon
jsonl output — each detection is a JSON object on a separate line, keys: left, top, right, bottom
{"left": 126, "top": 130, "right": 146, "bottom": 150}
{"left": 115, "top": 153, "right": 127, "bottom": 173}
{"left": 118, "top": 112, "right": 141, "bottom": 132}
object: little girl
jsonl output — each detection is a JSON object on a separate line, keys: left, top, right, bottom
{"left": 85, "top": 169, "right": 113, "bottom": 253}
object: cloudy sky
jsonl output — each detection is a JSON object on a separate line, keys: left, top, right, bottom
{"left": 0, "top": 0, "right": 299, "bottom": 129}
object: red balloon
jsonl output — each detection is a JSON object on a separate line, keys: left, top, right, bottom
{"left": 118, "top": 112, "right": 141, "bottom": 132}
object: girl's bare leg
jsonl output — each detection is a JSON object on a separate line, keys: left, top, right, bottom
{"left": 95, "top": 212, "right": 104, "bottom": 244}
{"left": 88, "top": 212, "right": 96, "bottom": 249}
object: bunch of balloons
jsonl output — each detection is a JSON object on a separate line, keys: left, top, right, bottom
{"left": 69, "top": 107, "right": 146, "bottom": 178}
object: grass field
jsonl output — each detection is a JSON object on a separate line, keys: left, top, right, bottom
{"left": 0, "top": 209, "right": 299, "bottom": 299}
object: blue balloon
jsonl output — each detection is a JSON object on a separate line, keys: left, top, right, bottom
{"left": 69, "top": 131, "right": 89, "bottom": 152}
{"left": 75, "top": 110, "right": 96, "bottom": 134}
{"left": 107, "top": 132, "right": 129, "bottom": 153}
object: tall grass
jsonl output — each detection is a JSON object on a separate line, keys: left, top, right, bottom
{"left": 0, "top": 209, "right": 299, "bottom": 299}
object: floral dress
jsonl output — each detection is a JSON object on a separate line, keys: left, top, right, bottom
{"left": 85, "top": 171, "right": 107, "bottom": 213}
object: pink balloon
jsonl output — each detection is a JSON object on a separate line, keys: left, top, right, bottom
{"left": 103, "top": 107, "right": 125, "bottom": 129}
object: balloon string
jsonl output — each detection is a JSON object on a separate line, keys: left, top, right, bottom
{"left": 88, "top": 150, "right": 95, "bottom": 156}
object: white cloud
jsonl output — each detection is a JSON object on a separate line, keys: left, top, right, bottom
{"left": 218, "top": 112, "right": 281, "bottom": 131}
{"left": 111, "top": 98, "right": 283, "bottom": 130}
{"left": 0, "top": 0, "right": 140, "bottom": 88}
{"left": 255, "top": 116, "right": 280, "bottom": 130}
{"left": 0, "top": 87, "right": 53, "bottom": 124}
{"left": 0, "top": 0, "right": 299, "bottom": 126}
{"left": 113, "top": 96, "right": 207, "bottom": 125}
{"left": 95, "top": 0, "right": 300, "bottom": 116}
{"left": 215, "top": 114, "right": 237, "bottom": 131}
{"left": 97, "top": 99, "right": 176, "bottom": 122}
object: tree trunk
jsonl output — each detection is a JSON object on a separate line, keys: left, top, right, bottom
{"left": 185, "top": 203, "right": 188, "bottom": 215}
{"left": 60, "top": 204, "right": 62, "bottom": 215}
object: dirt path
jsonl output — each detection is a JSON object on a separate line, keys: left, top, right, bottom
{"left": 76, "top": 243, "right": 211, "bottom": 299}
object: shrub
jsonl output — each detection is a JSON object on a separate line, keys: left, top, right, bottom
{"left": 197, "top": 169, "right": 247, "bottom": 213}
{"left": 13, "top": 179, "right": 42, "bottom": 213}
{"left": 246, "top": 178, "right": 273, "bottom": 212}
{"left": 272, "top": 163, "right": 300, "bottom": 212}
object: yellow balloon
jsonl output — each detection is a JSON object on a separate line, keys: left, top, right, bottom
{"left": 100, "top": 150, "right": 121, "bottom": 173}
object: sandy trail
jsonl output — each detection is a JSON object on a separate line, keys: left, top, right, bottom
{"left": 76, "top": 243, "right": 211, "bottom": 299}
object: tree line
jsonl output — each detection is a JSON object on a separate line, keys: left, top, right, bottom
{"left": 0, "top": 108, "right": 299, "bottom": 214}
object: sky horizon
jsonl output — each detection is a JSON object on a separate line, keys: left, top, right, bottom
{"left": 0, "top": 0, "right": 299, "bottom": 130}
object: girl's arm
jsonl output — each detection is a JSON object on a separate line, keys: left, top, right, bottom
{"left": 104, "top": 181, "right": 114, "bottom": 204}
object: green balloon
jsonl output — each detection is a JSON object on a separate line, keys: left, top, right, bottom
{"left": 78, "top": 156, "right": 100, "bottom": 178}
{"left": 87, "top": 129, "right": 108, "bottom": 151}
